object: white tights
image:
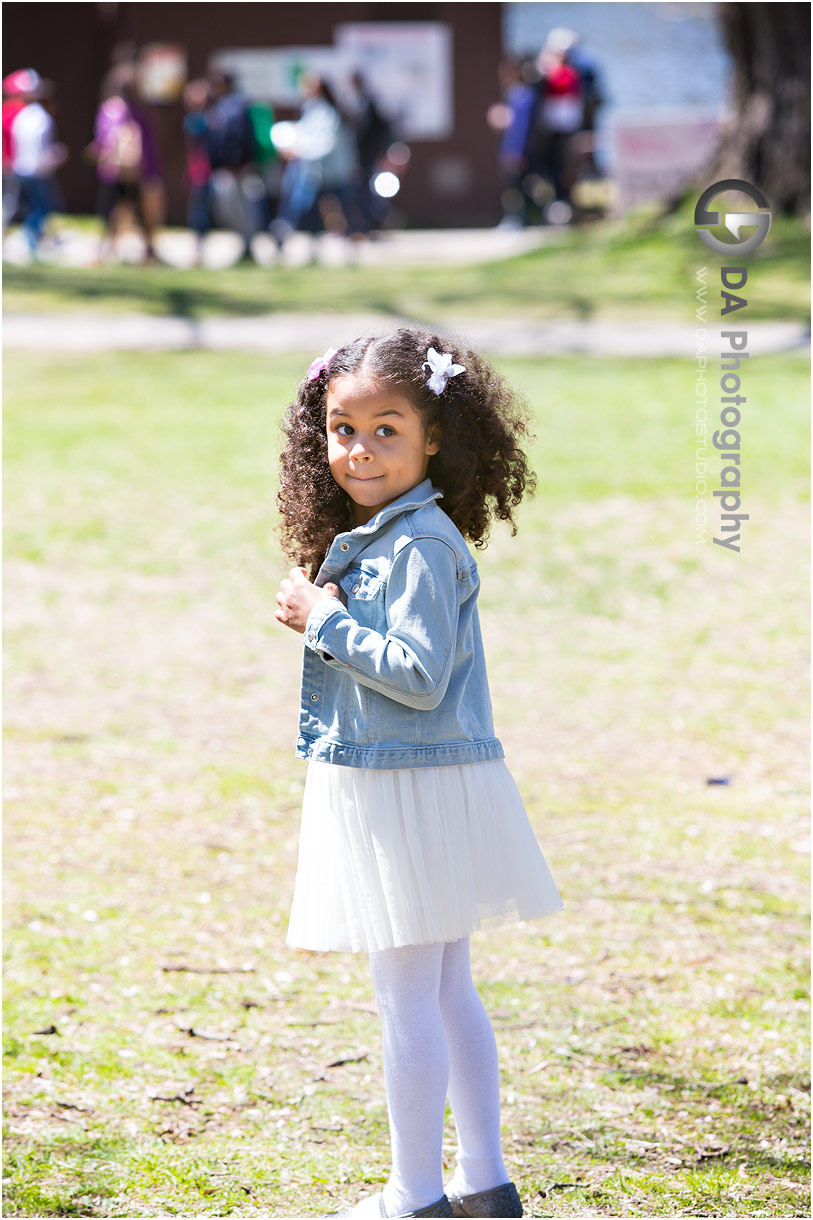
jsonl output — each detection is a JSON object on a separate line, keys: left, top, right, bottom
{"left": 367, "top": 937, "right": 508, "bottom": 1217}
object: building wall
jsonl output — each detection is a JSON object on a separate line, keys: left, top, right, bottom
{"left": 2, "top": 1, "right": 504, "bottom": 227}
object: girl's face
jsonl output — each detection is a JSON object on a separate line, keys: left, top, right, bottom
{"left": 325, "top": 374, "right": 439, "bottom": 526}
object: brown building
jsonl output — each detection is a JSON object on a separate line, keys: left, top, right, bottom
{"left": 2, "top": 2, "right": 505, "bottom": 227}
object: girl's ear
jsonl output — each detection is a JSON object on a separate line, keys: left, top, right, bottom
{"left": 426, "top": 425, "right": 441, "bottom": 456}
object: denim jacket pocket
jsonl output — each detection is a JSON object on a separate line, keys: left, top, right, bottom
{"left": 338, "top": 566, "right": 385, "bottom": 600}
{"left": 338, "top": 565, "right": 386, "bottom": 631}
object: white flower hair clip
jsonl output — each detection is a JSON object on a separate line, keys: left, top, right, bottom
{"left": 422, "top": 347, "right": 466, "bottom": 396}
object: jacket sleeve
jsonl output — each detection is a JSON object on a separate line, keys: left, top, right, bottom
{"left": 303, "top": 537, "right": 460, "bottom": 710}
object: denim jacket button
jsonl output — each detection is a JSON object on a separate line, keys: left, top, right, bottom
{"left": 310, "top": 693, "right": 319, "bottom": 702}
{"left": 352, "top": 582, "right": 360, "bottom": 594}
{"left": 340, "top": 542, "right": 350, "bottom": 552}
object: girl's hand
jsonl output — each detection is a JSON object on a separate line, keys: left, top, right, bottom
{"left": 275, "top": 567, "right": 341, "bottom": 634}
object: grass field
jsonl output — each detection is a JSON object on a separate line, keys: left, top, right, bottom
{"left": 3, "top": 345, "right": 810, "bottom": 1218}
{"left": 2, "top": 204, "right": 810, "bottom": 324}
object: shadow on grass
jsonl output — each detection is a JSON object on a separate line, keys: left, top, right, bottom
{"left": 598, "top": 1061, "right": 809, "bottom": 1096}
{"left": 2, "top": 266, "right": 277, "bottom": 319}
{"left": 2, "top": 264, "right": 426, "bottom": 323}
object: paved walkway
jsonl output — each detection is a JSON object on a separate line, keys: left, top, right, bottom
{"left": 3, "top": 310, "right": 808, "bottom": 358}
{"left": 3, "top": 224, "right": 557, "bottom": 271}
{"left": 3, "top": 225, "right": 808, "bottom": 357}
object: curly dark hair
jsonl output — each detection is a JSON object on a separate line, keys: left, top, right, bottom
{"left": 277, "top": 326, "right": 536, "bottom": 577}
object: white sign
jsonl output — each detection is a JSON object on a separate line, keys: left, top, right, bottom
{"left": 212, "top": 24, "right": 453, "bottom": 141}
{"left": 210, "top": 47, "right": 352, "bottom": 108}
{"left": 610, "top": 109, "right": 723, "bottom": 213}
{"left": 139, "top": 43, "right": 187, "bottom": 104}
{"left": 335, "top": 23, "right": 453, "bottom": 141}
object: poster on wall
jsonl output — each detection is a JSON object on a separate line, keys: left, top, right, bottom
{"left": 210, "top": 46, "right": 348, "bottom": 108}
{"left": 212, "top": 23, "right": 453, "bottom": 141}
{"left": 334, "top": 23, "right": 453, "bottom": 141}
{"left": 138, "top": 43, "right": 187, "bottom": 103}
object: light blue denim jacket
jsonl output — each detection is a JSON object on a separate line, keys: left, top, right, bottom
{"left": 297, "top": 478, "right": 505, "bottom": 769}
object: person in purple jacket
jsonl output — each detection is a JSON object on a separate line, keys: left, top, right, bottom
{"left": 88, "top": 64, "right": 163, "bottom": 263}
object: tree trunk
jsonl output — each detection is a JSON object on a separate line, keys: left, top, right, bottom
{"left": 707, "top": 2, "right": 810, "bottom": 217}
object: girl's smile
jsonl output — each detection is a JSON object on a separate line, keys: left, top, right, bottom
{"left": 326, "top": 375, "right": 439, "bottom": 526}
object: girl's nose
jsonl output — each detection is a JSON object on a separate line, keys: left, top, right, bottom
{"left": 349, "top": 438, "right": 373, "bottom": 460}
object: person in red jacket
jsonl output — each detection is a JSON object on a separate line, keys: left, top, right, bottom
{"left": 529, "top": 28, "right": 584, "bottom": 220}
{"left": 2, "top": 68, "right": 35, "bottom": 232}
{"left": 6, "top": 72, "right": 67, "bottom": 256}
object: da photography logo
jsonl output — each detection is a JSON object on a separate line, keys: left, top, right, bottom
{"left": 694, "top": 179, "right": 772, "bottom": 256}
{"left": 692, "top": 178, "right": 771, "bottom": 553}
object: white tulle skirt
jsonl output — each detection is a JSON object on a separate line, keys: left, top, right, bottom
{"left": 285, "top": 757, "right": 564, "bottom": 953}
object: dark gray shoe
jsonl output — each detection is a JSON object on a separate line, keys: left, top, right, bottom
{"left": 328, "top": 1194, "right": 454, "bottom": 1218}
{"left": 447, "top": 1182, "right": 523, "bottom": 1218}
{"left": 403, "top": 1197, "right": 454, "bottom": 1218}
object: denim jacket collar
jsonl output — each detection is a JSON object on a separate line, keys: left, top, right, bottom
{"left": 318, "top": 478, "right": 444, "bottom": 581}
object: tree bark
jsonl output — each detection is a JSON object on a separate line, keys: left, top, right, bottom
{"left": 707, "top": 2, "right": 810, "bottom": 217}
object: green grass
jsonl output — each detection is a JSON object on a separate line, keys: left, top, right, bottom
{"left": 3, "top": 200, "right": 810, "bottom": 323}
{"left": 3, "top": 348, "right": 810, "bottom": 1215}
{"left": 2, "top": 350, "right": 808, "bottom": 578}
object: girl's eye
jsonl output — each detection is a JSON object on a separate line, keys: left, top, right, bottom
{"left": 334, "top": 423, "right": 395, "bottom": 438}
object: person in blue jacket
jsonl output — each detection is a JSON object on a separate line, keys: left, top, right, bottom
{"left": 274, "top": 327, "right": 564, "bottom": 1219}
{"left": 491, "top": 57, "right": 536, "bottom": 228}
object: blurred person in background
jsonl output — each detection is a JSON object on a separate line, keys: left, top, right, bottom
{"left": 182, "top": 77, "right": 212, "bottom": 264}
{"left": 7, "top": 72, "right": 66, "bottom": 258}
{"left": 205, "top": 69, "right": 261, "bottom": 263}
{"left": 529, "top": 27, "right": 584, "bottom": 222}
{"left": 247, "top": 94, "right": 281, "bottom": 230}
{"left": 561, "top": 31, "right": 605, "bottom": 180}
{"left": 2, "top": 68, "right": 34, "bottom": 233}
{"left": 349, "top": 70, "right": 393, "bottom": 231}
{"left": 271, "top": 72, "right": 362, "bottom": 254}
{"left": 487, "top": 56, "right": 536, "bottom": 229}
{"left": 87, "top": 63, "right": 163, "bottom": 264}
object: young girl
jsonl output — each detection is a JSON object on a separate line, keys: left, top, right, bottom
{"left": 275, "top": 327, "right": 564, "bottom": 1219}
